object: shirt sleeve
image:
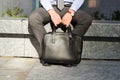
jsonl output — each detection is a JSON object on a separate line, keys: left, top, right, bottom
{"left": 70, "top": 0, "right": 85, "bottom": 12}
{"left": 40, "top": 0, "right": 53, "bottom": 11}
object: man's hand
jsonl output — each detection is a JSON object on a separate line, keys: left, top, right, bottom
{"left": 48, "top": 9, "right": 61, "bottom": 26}
{"left": 61, "top": 12, "right": 72, "bottom": 27}
{"left": 62, "top": 9, "right": 75, "bottom": 27}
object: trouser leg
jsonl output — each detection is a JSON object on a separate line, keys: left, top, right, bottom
{"left": 28, "top": 8, "right": 51, "bottom": 44}
{"left": 71, "top": 10, "right": 93, "bottom": 36}
{"left": 28, "top": 6, "right": 70, "bottom": 42}
{"left": 28, "top": 6, "right": 70, "bottom": 58}
{"left": 28, "top": 8, "right": 51, "bottom": 57}
{"left": 71, "top": 10, "right": 93, "bottom": 56}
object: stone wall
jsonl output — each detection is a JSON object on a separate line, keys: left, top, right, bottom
{"left": 83, "top": 21, "right": 120, "bottom": 59}
{"left": 0, "top": 19, "right": 120, "bottom": 59}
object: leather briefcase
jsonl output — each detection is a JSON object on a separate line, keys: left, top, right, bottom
{"left": 40, "top": 26, "right": 82, "bottom": 66}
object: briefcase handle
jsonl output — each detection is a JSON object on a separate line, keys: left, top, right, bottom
{"left": 50, "top": 22, "right": 72, "bottom": 43}
{"left": 51, "top": 22, "right": 72, "bottom": 34}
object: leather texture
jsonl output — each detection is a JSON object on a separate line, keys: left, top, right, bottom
{"left": 41, "top": 27, "right": 82, "bottom": 66}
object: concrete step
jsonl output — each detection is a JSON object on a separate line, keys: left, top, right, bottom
{"left": 0, "top": 19, "right": 120, "bottom": 59}
{"left": 83, "top": 21, "right": 120, "bottom": 59}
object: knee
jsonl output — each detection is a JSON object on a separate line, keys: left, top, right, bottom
{"left": 86, "top": 14, "right": 93, "bottom": 25}
{"left": 79, "top": 11, "right": 93, "bottom": 26}
{"left": 29, "top": 12, "right": 38, "bottom": 23}
{"left": 28, "top": 11, "right": 43, "bottom": 25}
{"left": 75, "top": 10, "right": 93, "bottom": 27}
{"left": 81, "top": 13, "right": 93, "bottom": 29}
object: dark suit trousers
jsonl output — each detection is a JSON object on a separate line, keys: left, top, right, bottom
{"left": 28, "top": 6, "right": 92, "bottom": 55}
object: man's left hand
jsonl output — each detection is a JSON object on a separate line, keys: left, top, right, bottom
{"left": 61, "top": 12, "right": 72, "bottom": 27}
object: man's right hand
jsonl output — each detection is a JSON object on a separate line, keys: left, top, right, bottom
{"left": 48, "top": 9, "right": 61, "bottom": 26}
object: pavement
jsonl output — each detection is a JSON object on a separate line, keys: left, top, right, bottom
{"left": 0, "top": 57, "right": 120, "bottom": 80}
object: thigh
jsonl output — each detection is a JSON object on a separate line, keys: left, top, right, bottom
{"left": 71, "top": 10, "right": 93, "bottom": 36}
{"left": 71, "top": 10, "right": 92, "bottom": 27}
{"left": 29, "top": 7, "right": 51, "bottom": 25}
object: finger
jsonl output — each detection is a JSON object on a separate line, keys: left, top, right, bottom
{"left": 66, "top": 21, "right": 71, "bottom": 27}
{"left": 53, "top": 22, "right": 57, "bottom": 27}
{"left": 58, "top": 18, "right": 62, "bottom": 23}
{"left": 55, "top": 22, "right": 60, "bottom": 27}
{"left": 66, "top": 23, "right": 69, "bottom": 27}
{"left": 54, "top": 21, "right": 59, "bottom": 26}
{"left": 54, "top": 20, "right": 61, "bottom": 27}
{"left": 55, "top": 24, "right": 57, "bottom": 27}
{"left": 61, "top": 20, "right": 65, "bottom": 25}
{"left": 61, "top": 22, "right": 66, "bottom": 26}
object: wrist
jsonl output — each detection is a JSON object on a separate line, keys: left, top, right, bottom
{"left": 67, "top": 9, "right": 75, "bottom": 16}
{"left": 48, "top": 9, "right": 56, "bottom": 16}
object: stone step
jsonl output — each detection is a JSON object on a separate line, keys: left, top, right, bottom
{"left": 83, "top": 21, "right": 120, "bottom": 59}
{"left": 82, "top": 41, "right": 120, "bottom": 59}
{"left": 0, "top": 19, "right": 120, "bottom": 59}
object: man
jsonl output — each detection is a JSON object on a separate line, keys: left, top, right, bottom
{"left": 29, "top": 0, "right": 92, "bottom": 57}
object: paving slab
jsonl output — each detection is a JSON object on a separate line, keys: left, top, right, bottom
{"left": 0, "top": 58, "right": 38, "bottom": 71}
{"left": 0, "top": 69, "right": 27, "bottom": 80}
{"left": 26, "top": 60, "right": 120, "bottom": 80}
{"left": 0, "top": 57, "right": 120, "bottom": 80}
{"left": 0, "top": 57, "right": 9, "bottom": 67}
{"left": 0, "top": 57, "right": 38, "bottom": 80}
